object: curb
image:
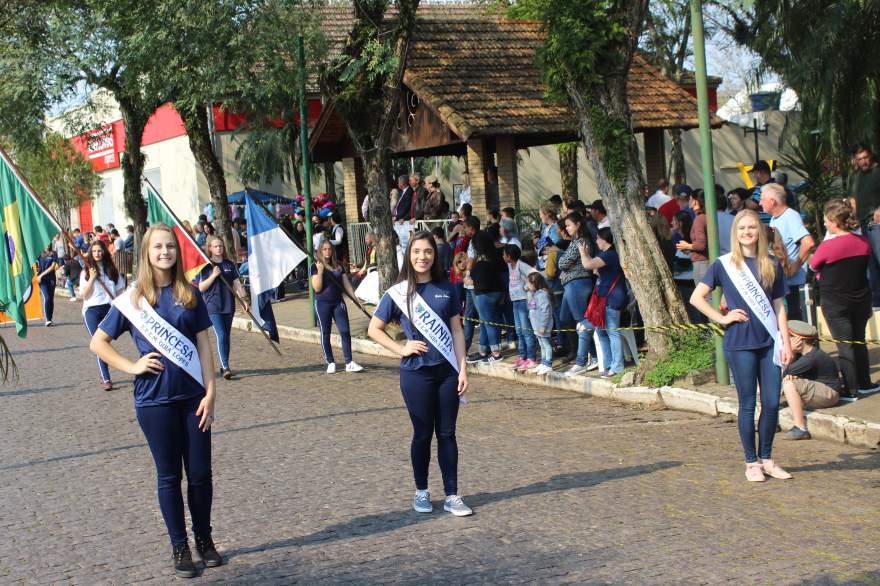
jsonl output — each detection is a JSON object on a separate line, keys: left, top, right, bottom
{"left": 229, "top": 313, "right": 880, "bottom": 450}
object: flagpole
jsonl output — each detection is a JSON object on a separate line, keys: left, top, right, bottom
{"left": 143, "top": 177, "right": 282, "bottom": 356}
{"left": 251, "top": 197, "right": 371, "bottom": 319}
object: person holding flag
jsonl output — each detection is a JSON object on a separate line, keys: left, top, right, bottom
{"left": 36, "top": 244, "right": 60, "bottom": 326}
{"left": 196, "top": 236, "right": 248, "bottom": 380}
{"left": 0, "top": 147, "right": 61, "bottom": 338}
{"left": 80, "top": 239, "right": 126, "bottom": 391}
{"left": 89, "top": 223, "right": 222, "bottom": 579}
{"left": 311, "top": 238, "right": 364, "bottom": 373}
{"left": 243, "top": 192, "right": 305, "bottom": 344}
{"left": 368, "top": 230, "right": 472, "bottom": 517}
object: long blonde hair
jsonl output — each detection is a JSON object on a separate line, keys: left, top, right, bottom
{"left": 133, "top": 223, "right": 197, "bottom": 309}
{"left": 730, "top": 209, "right": 776, "bottom": 289}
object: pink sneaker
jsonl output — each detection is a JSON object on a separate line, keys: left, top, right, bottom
{"left": 517, "top": 359, "right": 537, "bottom": 371}
{"left": 510, "top": 357, "right": 525, "bottom": 369}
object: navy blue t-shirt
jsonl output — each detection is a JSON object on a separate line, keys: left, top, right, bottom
{"left": 374, "top": 280, "right": 462, "bottom": 371}
{"left": 99, "top": 286, "right": 213, "bottom": 407}
{"left": 596, "top": 249, "right": 627, "bottom": 310}
{"left": 311, "top": 264, "right": 346, "bottom": 303}
{"left": 701, "top": 257, "right": 786, "bottom": 351}
{"left": 195, "top": 260, "right": 240, "bottom": 315}
{"left": 37, "top": 254, "right": 58, "bottom": 286}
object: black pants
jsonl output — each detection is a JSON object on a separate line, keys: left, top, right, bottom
{"left": 822, "top": 302, "right": 872, "bottom": 392}
{"left": 785, "top": 286, "right": 803, "bottom": 322}
{"left": 400, "top": 363, "right": 460, "bottom": 495}
{"left": 39, "top": 281, "right": 55, "bottom": 322}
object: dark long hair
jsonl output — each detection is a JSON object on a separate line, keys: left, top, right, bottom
{"left": 397, "top": 230, "right": 445, "bottom": 316}
{"left": 564, "top": 211, "right": 588, "bottom": 240}
{"left": 84, "top": 238, "right": 120, "bottom": 283}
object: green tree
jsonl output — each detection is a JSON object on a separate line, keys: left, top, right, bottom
{"left": 715, "top": 0, "right": 880, "bottom": 157}
{"left": 0, "top": 1, "right": 167, "bottom": 243}
{"left": 322, "top": 0, "right": 420, "bottom": 293}
{"left": 15, "top": 133, "right": 100, "bottom": 232}
{"left": 641, "top": 0, "right": 696, "bottom": 184}
{"left": 510, "top": 0, "right": 689, "bottom": 357}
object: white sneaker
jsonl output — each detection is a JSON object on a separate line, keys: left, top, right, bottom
{"left": 534, "top": 364, "right": 551, "bottom": 375}
{"left": 565, "top": 364, "right": 586, "bottom": 377}
{"left": 345, "top": 361, "right": 364, "bottom": 372}
{"left": 443, "top": 495, "right": 473, "bottom": 517}
{"left": 326, "top": 363, "right": 337, "bottom": 374}
{"left": 69, "top": 296, "right": 77, "bottom": 302}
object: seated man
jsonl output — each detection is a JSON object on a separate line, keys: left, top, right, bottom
{"left": 781, "top": 320, "right": 841, "bottom": 440}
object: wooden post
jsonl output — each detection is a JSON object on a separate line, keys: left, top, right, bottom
{"left": 643, "top": 128, "right": 667, "bottom": 190}
{"left": 466, "top": 139, "right": 488, "bottom": 219}
{"left": 342, "top": 157, "right": 365, "bottom": 223}
{"left": 495, "top": 136, "right": 520, "bottom": 211}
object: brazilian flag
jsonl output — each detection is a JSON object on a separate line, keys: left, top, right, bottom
{"left": 0, "top": 148, "right": 61, "bottom": 337}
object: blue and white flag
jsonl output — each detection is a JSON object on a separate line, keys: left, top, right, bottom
{"left": 245, "top": 193, "right": 307, "bottom": 338}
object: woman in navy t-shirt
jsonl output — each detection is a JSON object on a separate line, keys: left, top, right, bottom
{"left": 35, "top": 245, "right": 59, "bottom": 326}
{"left": 311, "top": 238, "right": 364, "bottom": 373}
{"left": 369, "top": 230, "right": 472, "bottom": 517}
{"left": 90, "top": 224, "right": 222, "bottom": 578}
{"left": 690, "top": 210, "right": 794, "bottom": 483}
{"left": 196, "top": 236, "right": 248, "bottom": 380}
{"left": 577, "top": 227, "right": 628, "bottom": 376}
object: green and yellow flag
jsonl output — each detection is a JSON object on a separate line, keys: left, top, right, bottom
{"left": 0, "top": 147, "right": 61, "bottom": 337}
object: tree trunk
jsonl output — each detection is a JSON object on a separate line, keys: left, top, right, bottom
{"left": 568, "top": 80, "right": 689, "bottom": 357}
{"left": 324, "top": 161, "right": 336, "bottom": 200}
{"left": 668, "top": 128, "right": 686, "bottom": 185}
{"left": 557, "top": 142, "right": 579, "bottom": 200}
{"left": 363, "top": 150, "right": 398, "bottom": 292}
{"left": 118, "top": 99, "right": 149, "bottom": 250}
{"left": 290, "top": 130, "right": 303, "bottom": 194}
{"left": 179, "top": 104, "right": 234, "bottom": 257}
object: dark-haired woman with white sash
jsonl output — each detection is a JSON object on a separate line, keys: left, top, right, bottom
{"left": 90, "top": 223, "right": 222, "bottom": 578}
{"left": 690, "top": 210, "right": 794, "bottom": 483}
{"left": 368, "top": 230, "right": 472, "bottom": 516}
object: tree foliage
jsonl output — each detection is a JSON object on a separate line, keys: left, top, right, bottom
{"left": 717, "top": 0, "right": 880, "bottom": 155}
{"left": 13, "top": 133, "right": 100, "bottom": 231}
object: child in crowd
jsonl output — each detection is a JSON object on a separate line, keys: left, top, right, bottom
{"left": 450, "top": 251, "right": 468, "bottom": 307}
{"left": 527, "top": 272, "right": 554, "bottom": 375}
{"left": 504, "top": 244, "right": 537, "bottom": 371}
{"left": 501, "top": 207, "right": 516, "bottom": 221}
{"left": 62, "top": 254, "right": 82, "bottom": 301}
{"left": 782, "top": 320, "right": 842, "bottom": 440}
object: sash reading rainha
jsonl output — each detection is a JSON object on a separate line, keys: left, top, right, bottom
{"left": 387, "top": 282, "right": 459, "bottom": 373}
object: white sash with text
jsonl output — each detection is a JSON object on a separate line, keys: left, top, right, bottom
{"left": 386, "top": 282, "right": 460, "bottom": 373}
{"left": 719, "top": 254, "right": 783, "bottom": 366}
{"left": 113, "top": 288, "right": 205, "bottom": 387}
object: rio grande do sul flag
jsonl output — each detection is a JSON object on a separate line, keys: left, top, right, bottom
{"left": 0, "top": 147, "right": 61, "bottom": 337}
{"left": 145, "top": 185, "right": 209, "bottom": 281}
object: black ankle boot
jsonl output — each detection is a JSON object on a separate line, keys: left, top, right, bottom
{"left": 172, "top": 543, "right": 197, "bottom": 578}
{"left": 195, "top": 534, "right": 223, "bottom": 568}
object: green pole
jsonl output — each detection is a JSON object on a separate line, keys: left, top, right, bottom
{"left": 297, "top": 34, "right": 315, "bottom": 327}
{"left": 689, "top": 0, "right": 728, "bottom": 385}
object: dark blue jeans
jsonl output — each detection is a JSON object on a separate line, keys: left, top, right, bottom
{"left": 83, "top": 304, "right": 111, "bottom": 382}
{"left": 463, "top": 289, "right": 478, "bottom": 350}
{"left": 725, "top": 345, "right": 781, "bottom": 463}
{"left": 315, "top": 300, "right": 352, "bottom": 364}
{"left": 512, "top": 299, "right": 536, "bottom": 360}
{"left": 136, "top": 397, "right": 212, "bottom": 546}
{"left": 208, "top": 313, "right": 234, "bottom": 369}
{"left": 400, "top": 363, "right": 460, "bottom": 495}
{"left": 474, "top": 291, "right": 503, "bottom": 354}
{"left": 562, "top": 278, "right": 596, "bottom": 365}
{"left": 39, "top": 281, "right": 55, "bottom": 322}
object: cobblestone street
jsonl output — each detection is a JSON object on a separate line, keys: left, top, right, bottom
{"left": 2, "top": 301, "right": 879, "bottom": 585}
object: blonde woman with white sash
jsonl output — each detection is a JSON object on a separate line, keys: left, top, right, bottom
{"left": 690, "top": 210, "right": 794, "bottom": 482}
{"left": 89, "top": 224, "right": 222, "bottom": 578}
{"left": 368, "top": 230, "right": 472, "bottom": 516}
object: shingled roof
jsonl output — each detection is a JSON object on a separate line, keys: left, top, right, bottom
{"left": 312, "top": 4, "right": 720, "bottom": 145}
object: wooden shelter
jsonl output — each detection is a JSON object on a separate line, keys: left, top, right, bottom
{"left": 308, "top": 6, "right": 722, "bottom": 223}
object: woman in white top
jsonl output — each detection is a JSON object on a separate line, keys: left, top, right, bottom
{"left": 80, "top": 239, "right": 127, "bottom": 391}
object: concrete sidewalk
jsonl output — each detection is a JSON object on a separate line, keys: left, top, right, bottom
{"left": 231, "top": 289, "right": 880, "bottom": 450}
